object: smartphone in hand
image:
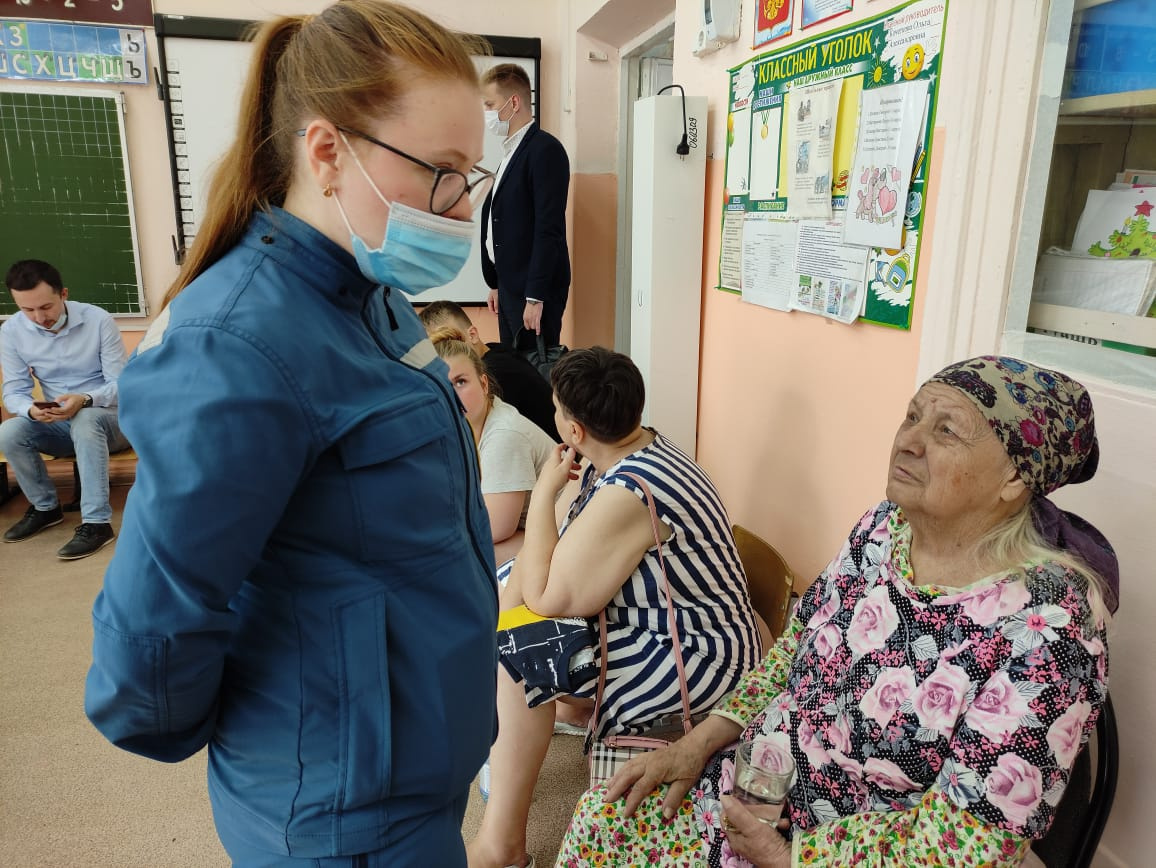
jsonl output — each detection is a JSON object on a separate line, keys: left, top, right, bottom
{"left": 33, "top": 401, "right": 61, "bottom": 409}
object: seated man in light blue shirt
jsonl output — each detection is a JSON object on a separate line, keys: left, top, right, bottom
{"left": 1, "top": 259, "right": 129, "bottom": 559}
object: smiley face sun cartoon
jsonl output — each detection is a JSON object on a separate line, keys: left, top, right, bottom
{"left": 902, "top": 43, "right": 925, "bottom": 80}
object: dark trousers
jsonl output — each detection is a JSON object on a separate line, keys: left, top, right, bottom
{"left": 498, "top": 291, "right": 566, "bottom": 349}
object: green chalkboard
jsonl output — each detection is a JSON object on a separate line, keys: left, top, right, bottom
{"left": 0, "top": 88, "right": 144, "bottom": 316}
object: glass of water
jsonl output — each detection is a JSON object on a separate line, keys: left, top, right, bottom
{"left": 733, "top": 735, "right": 796, "bottom": 824}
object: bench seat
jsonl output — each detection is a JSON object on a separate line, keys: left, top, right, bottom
{"left": 0, "top": 448, "right": 138, "bottom": 508}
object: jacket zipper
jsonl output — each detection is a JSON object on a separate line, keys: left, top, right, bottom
{"left": 360, "top": 288, "right": 495, "bottom": 585}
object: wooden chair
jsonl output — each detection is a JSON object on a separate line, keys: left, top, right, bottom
{"left": 732, "top": 524, "right": 796, "bottom": 644}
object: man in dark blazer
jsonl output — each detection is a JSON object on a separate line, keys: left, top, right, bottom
{"left": 480, "top": 64, "right": 571, "bottom": 349}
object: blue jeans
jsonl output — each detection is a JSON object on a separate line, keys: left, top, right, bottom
{"left": 0, "top": 408, "right": 129, "bottom": 523}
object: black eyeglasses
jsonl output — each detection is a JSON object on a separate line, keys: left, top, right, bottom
{"left": 298, "top": 126, "right": 494, "bottom": 215}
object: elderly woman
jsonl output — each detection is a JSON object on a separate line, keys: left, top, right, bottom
{"left": 557, "top": 356, "right": 1117, "bottom": 867}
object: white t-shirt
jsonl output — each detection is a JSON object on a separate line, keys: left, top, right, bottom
{"left": 477, "top": 396, "right": 556, "bottom": 527}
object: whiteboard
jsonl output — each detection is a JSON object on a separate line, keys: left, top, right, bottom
{"left": 162, "top": 38, "right": 251, "bottom": 242}
{"left": 158, "top": 22, "right": 539, "bottom": 305}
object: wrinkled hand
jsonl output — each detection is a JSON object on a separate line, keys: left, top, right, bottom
{"left": 46, "top": 394, "right": 86, "bottom": 421}
{"left": 720, "top": 795, "right": 791, "bottom": 867}
{"left": 603, "top": 738, "right": 710, "bottom": 819}
{"left": 487, "top": 288, "right": 499, "bottom": 316}
{"left": 523, "top": 301, "right": 543, "bottom": 334}
{"left": 533, "top": 444, "right": 580, "bottom": 500}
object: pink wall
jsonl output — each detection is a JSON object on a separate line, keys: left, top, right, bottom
{"left": 570, "top": 173, "right": 619, "bottom": 348}
{"left": 673, "top": 0, "right": 945, "bottom": 584}
{"left": 695, "top": 151, "right": 935, "bottom": 583}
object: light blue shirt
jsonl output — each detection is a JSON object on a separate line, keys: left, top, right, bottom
{"left": 1, "top": 300, "right": 126, "bottom": 418}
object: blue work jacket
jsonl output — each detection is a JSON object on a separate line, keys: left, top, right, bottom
{"left": 85, "top": 208, "right": 498, "bottom": 858}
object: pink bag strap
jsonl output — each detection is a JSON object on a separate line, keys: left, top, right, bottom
{"left": 591, "top": 472, "right": 693, "bottom": 738}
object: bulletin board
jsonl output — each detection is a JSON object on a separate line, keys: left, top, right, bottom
{"left": 718, "top": 0, "right": 947, "bottom": 328}
{"left": 154, "top": 15, "right": 542, "bottom": 306}
{"left": 0, "top": 87, "right": 145, "bottom": 316}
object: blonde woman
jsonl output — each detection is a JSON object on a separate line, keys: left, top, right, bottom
{"left": 85, "top": 3, "right": 499, "bottom": 865}
{"left": 431, "top": 326, "right": 554, "bottom": 562}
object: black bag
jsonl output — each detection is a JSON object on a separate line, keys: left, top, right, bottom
{"left": 514, "top": 328, "right": 568, "bottom": 381}
{"left": 496, "top": 607, "right": 599, "bottom": 698}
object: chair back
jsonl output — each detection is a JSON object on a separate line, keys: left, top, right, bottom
{"left": 732, "top": 524, "right": 795, "bottom": 641}
{"left": 1030, "top": 695, "right": 1119, "bottom": 868}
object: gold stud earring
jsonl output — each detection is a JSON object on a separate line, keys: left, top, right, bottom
{"left": 322, "top": 184, "right": 333, "bottom": 198}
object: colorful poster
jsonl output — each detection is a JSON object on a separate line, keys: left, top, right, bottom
{"left": 725, "top": 106, "right": 753, "bottom": 199}
{"left": 0, "top": 19, "right": 147, "bottom": 84}
{"left": 0, "top": 1, "right": 153, "bottom": 28}
{"left": 802, "top": 0, "right": 853, "bottom": 29}
{"left": 786, "top": 79, "right": 840, "bottom": 220}
{"left": 843, "top": 79, "right": 929, "bottom": 248}
{"left": 748, "top": 101, "right": 783, "bottom": 201}
{"left": 727, "top": 63, "right": 756, "bottom": 201}
{"left": 792, "top": 218, "right": 870, "bottom": 323}
{"left": 718, "top": 0, "right": 946, "bottom": 329}
{"left": 755, "top": 0, "right": 794, "bottom": 48}
{"left": 1072, "top": 190, "right": 1156, "bottom": 260}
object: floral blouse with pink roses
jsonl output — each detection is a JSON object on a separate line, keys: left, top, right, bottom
{"left": 555, "top": 502, "right": 1108, "bottom": 868}
{"left": 706, "top": 500, "right": 1110, "bottom": 866}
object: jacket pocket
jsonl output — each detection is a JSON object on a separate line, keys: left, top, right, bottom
{"left": 338, "top": 401, "right": 461, "bottom": 564}
{"left": 333, "top": 591, "right": 391, "bottom": 810}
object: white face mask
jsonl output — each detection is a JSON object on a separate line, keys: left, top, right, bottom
{"left": 44, "top": 304, "right": 68, "bottom": 332}
{"left": 484, "top": 95, "right": 514, "bottom": 138}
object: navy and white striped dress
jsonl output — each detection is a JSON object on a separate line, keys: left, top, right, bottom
{"left": 508, "top": 431, "right": 761, "bottom": 738}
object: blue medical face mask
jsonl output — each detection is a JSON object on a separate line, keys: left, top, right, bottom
{"left": 332, "top": 134, "right": 475, "bottom": 295}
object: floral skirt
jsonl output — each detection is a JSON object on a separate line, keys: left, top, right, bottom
{"left": 556, "top": 749, "right": 761, "bottom": 868}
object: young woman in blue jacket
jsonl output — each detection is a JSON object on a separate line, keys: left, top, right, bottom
{"left": 84, "top": 3, "right": 499, "bottom": 865}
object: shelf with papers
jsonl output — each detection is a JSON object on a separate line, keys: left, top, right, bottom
{"left": 1059, "top": 89, "right": 1156, "bottom": 119}
{"left": 1027, "top": 303, "right": 1156, "bottom": 349}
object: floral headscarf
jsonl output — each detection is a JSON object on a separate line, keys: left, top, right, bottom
{"left": 928, "top": 356, "right": 1097, "bottom": 495}
{"left": 927, "top": 356, "right": 1118, "bottom": 612}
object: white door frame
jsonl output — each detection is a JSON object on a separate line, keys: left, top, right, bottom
{"left": 614, "top": 15, "right": 676, "bottom": 353}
